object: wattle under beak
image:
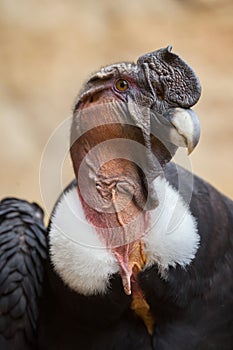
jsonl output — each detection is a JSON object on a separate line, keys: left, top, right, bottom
{"left": 151, "top": 107, "right": 201, "bottom": 155}
{"left": 112, "top": 239, "right": 147, "bottom": 295}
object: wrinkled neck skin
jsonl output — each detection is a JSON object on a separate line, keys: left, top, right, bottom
{"left": 77, "top": 158, "right": 151, "bottom": 295}
{"left": 71, "top": 126, "right": 152, "bottom": 293}
{"left": 70, "top": 100, "right": 174, "bottom": 210}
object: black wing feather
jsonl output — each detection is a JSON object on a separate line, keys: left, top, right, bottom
{"left": 0, "top": 198, "right": 47, "bottom": 350}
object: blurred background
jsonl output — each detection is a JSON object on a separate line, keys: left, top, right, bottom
{"left": 1, "top": 0, "right": 233, "bottom": 213}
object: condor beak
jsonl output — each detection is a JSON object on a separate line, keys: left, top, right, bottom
{"left": 165, "top": 108, "right": 200, "bottom": 154}
{"left": 151, "top": 107, "right": 200, "bottom": 155}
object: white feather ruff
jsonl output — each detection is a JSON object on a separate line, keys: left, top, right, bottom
{"left": 49, "top": 177, "right": 199, "bottom": 295}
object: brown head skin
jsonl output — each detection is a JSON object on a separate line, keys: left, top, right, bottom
{"left": 70, "top": 47, "right": 201, "bottom": 296}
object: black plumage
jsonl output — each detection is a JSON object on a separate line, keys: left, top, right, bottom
{"left": 0, "top": 198, "right": 47, "bottom": 350}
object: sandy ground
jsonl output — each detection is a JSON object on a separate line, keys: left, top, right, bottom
{"left": 0, "top": 0, "right": 233, "bottom": 217}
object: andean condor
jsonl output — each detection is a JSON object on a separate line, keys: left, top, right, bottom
{"left": 0, "top": 46, "right": 232, "bottom": 350}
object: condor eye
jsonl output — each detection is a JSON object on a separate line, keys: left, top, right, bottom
{"left": 115, "top": 79, "right": 129, "bottom": 92}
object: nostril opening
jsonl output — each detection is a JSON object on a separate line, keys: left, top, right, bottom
{"left": 156, "top": 87, "right": 164, "bottom": 101}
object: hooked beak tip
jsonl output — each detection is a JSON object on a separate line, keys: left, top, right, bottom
{"left": 186, "top": 130, "right": 200, "bottom": 155}
{"left": 165, "top": 107, "right": 201, "bottom": 154}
